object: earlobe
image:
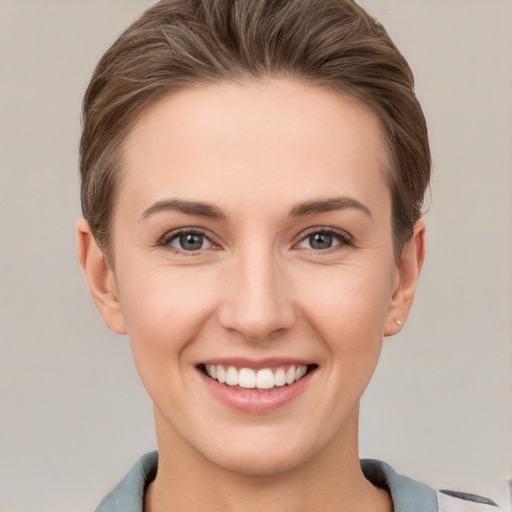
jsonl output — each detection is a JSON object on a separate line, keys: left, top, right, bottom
{"left": 76, "top": 219, "right": 127, "bottom": 334}
{"left": 384, "top": 219, "right": 426, "bottom": 336}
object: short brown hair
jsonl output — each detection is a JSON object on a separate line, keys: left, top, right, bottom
{"left": 80, "top": 0, "right": 430, "bottom": 260}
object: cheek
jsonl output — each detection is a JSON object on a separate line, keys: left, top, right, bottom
{"left": 296, "top": 264, "right": 393, "bottom": 352}
{"left": 116, "top": 264, "right": 220, "bottom": 364}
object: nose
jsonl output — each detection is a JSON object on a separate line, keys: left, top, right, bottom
{"left": 218, "top": 247, "right": 296, "bottom": 341}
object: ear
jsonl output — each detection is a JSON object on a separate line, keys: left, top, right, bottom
{"left": 384, "top": 219, "right": 426, "bottom": 336}
{"left": 76, "top": 218, "right": 127, "bottom": 334}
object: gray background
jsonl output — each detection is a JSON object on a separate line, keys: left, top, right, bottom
{"left": 1, "top": 1, "right": 511, "bottom": 510}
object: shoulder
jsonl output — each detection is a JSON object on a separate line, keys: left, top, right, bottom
{"left": 361, "top": 459, "right": 503, "bottom": 512}
{"left": 95, "top": 451, "right": 158, "bottom": 512}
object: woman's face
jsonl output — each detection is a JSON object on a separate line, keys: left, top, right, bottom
{"left": 84, "top": 79, "right": 423, "bottom": 475}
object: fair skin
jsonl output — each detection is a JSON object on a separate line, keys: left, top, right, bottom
{"left": 78, "top": 79, "right": 425, "bottom": 512}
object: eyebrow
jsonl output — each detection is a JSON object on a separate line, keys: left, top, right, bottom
{"left": 140, "top": 199, "right": 226, "bottom": 221}
{"left": 289, "top": 197, "right": 373, "bottom": 218}
{"left": 140, "top": 196, "right": 372, "bottom": 222}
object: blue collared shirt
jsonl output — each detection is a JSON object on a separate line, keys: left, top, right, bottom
{"left": 95, "top": 451, "right": 501, "bottom": 512}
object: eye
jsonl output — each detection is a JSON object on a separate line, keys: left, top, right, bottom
{"left": 163, "top": 230, "right": 215, "bottom": 252}
{"left": 296, "top": 229, "right": 351, "bottom": 250}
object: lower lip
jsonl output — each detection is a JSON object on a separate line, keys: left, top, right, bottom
{"left": 199, "top": 369, "right": 313, "bottom": 413}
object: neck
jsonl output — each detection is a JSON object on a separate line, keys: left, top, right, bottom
{"left": 145, "top": 407, "right": 392, "bottom": 512}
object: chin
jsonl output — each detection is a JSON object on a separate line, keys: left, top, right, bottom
{"left": 207, "top": 444, "right": 309, "bottom": 477}
{"left": 194, "top": 423, "right": 332, "bottom": 477}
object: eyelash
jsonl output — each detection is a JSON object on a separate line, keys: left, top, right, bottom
{"left": 294, "top": 227, "right": 353, "bottom": 252}
{"left": 158, "top": 228, "right": 219, "bottom": 253}
{"left": 158, "top": 226, "right": 352, "bottom": 254}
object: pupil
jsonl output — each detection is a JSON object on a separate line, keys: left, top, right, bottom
{"left": 180, "top": 233, "right": 203, "bottom": 250}
{"left": 310, "top": 232, "right": 332, "bottom": 249}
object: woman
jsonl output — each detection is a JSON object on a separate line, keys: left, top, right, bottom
{"left": 77, "top": 1, "right": 503, "bottom": 510}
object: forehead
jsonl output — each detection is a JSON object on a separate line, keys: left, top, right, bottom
{"left": 119, "top": 79, "right": 390, "bottom": 217}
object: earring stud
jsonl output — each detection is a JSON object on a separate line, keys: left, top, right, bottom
{"left": 395, "top": 319, "right": 403, "bottom": 326}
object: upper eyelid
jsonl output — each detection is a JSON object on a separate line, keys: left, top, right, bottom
{"left": 159, "top": 227, "right": 219, "bottom": 247}
{"left": 157, "top": 225, "right": 352, "bottom": 249}
{"left": 296, "top": 226, "right": 352, "bottom": 243}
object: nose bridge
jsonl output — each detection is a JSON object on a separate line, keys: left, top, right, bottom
{"left": 219, "top": 240, "right": 295, "bottom": 340}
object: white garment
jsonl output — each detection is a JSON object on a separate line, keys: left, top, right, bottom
{"left": 438, "top": 491, "right": 502, "bottom": 512}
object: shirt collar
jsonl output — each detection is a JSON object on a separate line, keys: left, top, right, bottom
{"left": 361, "top": 459, "right": 439, "bottom": 512}
{"left": 96, "top": 452, "right": 439, "bottom": 512}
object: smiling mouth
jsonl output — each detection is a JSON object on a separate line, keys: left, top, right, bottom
{"left": 198, "top": 364, "right": 317, "bottom": 391}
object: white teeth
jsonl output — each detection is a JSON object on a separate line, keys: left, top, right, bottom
{"left": 204, "top": 364, "right": 309, "bottom": 389}
{"left": 238, "top": 368, "right": 256, "bottom": 389}
{"left": 205, "top": 364, "right": 218, "bottom": 380}
{"left": 274, "top": 367, "right": 286, "bottom": 387}
{"left": 256, "top": 369, "right": 274, "bottom": 389}
{"left": 217, "top": 365, "right": 226, "bottom": 383}
{"left": 226, "top": 366, "right": 239, "bottom": 386}
{"left": 295, "top": 365, "right": 307, "bottom": 380}
{"left": 285, "top": 366, "right": 296, "bottom": 385}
